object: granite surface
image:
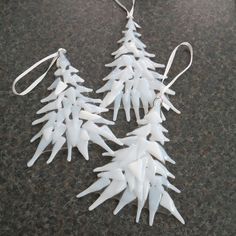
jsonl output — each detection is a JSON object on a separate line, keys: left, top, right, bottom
{"left": 0, "top": 0, "right": 235, "bottom": 235}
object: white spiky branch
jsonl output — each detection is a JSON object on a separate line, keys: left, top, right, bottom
{"left": 77, "top": 96, "right": 185, "bottom": 226}
{"left": 97, "top": 14, "right": 176, "bottom": 121}
{"left": 28, "top": 51, "right": 122, "bottom": 167}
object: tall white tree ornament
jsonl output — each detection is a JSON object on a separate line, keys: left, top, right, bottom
{"left": 97, "top": 0, "right": 175, "bottom": 121}
{"left": 77, "top": 41, "right": 193, "bottom": 226}
{"left": 13, "top": 49, "right": 122, "bottom": 167}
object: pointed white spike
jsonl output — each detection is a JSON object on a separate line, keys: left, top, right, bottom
{"left": 68, "top": 65, "right": 79, "bottom": 73}
{"left": 127, "top": 124, "right": 151, "bottom": 137}
{"left": 113, "top": 188, "right": 136, "bottom": 215}
{"left": 67, "top": 143, "right": 72, "bottom": 162}
{"left": 77, "top": 178, "right": 111, "bottom": 198}
{"left": 100, "top": 125, "right": 123, "bottom": 146}
{"left": 160, "top": 191, "right": 185, "bottom": 224}
{"left": 55, "top": 80, "right": 68, "bottom": 95}
{"left": 41, "top": 92, "right": 57, "bottom": 103}
{"left": 90, "top": 133, "right": 114, "bottom": 155}
{"left": 158, "top": 145, "right": 175, "bottom": 164}
{"left": 131, "top": 90, "right": 140, "bottom": 121}
{"left": 82, "top": 103, "right": 108, "bottom": 114}
{"left": 136, "top": 199, "right": 145, "bottom": 223}
{"left": 77, "top": 129, "right": 89, "bottom": 160}
{"left": 30, "top": 130, "right": 43, "bottom": 143}
{"left": 140, "top": 95, "right": 149, "bottom": 114}
{"left": 47, "top": 78, "right": 60, "bottom": 90}
{"left": 36, "top": 100, "right": 59, "bottom": 114}
{"left": 113, "top": 93, "right": 122, "bottom": 121}
{"left": 96, "top": 81, "right": 112, "bottom": 93}
{"left": 32, "top": 112, "right": 53, "bottom": 126}
{"left": 170, "top": 184, "right": 181, "bottom": 193}
{"left": 147, "top": 141, "right": 165, "bottom": 163}
{"left": 154, "top": 160, "right": 175, "bottom": 179}
{"left": 79, "top": 110, "right": 103, "bottom": 121}
{"left": 96, "top": 117, "right": 114, "bottom": 125}
{"left": 122, "top": 92, "right": 131, "bottom": 122}
{"left": 162, "top": 95, "right": 181, "bottom": 114}
{"left": 47, "top": 136, "right": 66, "bottom": 164}
{"left": 94, "top": 162, "right": 120, "bottom": 172}
{"left": 27, "top": 137, "right": 51, "bottom": 167}
{"left": 148, "top": 184, "right": 163, "bottom": 226}
{"left": 89, "top": 180, "right": 126, "bottom": 211}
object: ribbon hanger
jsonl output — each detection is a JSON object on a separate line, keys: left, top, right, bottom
{"left": 161, "top": 42, "right": 193, "bottom": 96}
{"left": 114, "top": 0, "right": 136, "bottom": 18}
{"left": 12, "top": 48, "right": 66, "bottom": 96}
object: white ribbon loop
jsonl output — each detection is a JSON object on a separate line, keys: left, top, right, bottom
{"left": 114, "top": 0, "right": 135, "bottom": 18}
{"left": 12, "top": 48, "right": 66, "bottom": 96}
{"left": 161, "top": 42, "right": 193, "bottom": 95}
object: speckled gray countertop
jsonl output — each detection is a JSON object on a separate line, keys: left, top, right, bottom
{"left": 0, "top": 0, "right": 235, "bottom": 235}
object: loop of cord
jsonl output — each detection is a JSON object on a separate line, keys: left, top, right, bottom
{"left": 12, "top": 48, "right": 66, "bottom": 96}
{"left": 161, "top": 42, "right": 193, "bottom": 96}
{"left": 114, "top": 0, "right": 135, "bottom": 18}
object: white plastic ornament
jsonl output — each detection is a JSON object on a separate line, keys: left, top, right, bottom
{"left": 13, "top": 49, "right": 122, "bottom": 167}
{"left": 97, "top": 0, "right": 175, "bottom": 121}
{"left": 77, "top": 39, "right": 193, "bottom": 225}
{"left": 77, "top": 99, "right": 183, "bottom": 226}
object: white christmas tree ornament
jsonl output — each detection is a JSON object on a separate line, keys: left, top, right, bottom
{"left": 77, "top": 7, "right": 193, "bottom": 224}
{"left": 13, "top": 49, "right": 122, "bottom": 167}
{"left": 97, "top": 0, "right": 175, "bottom": 121}
{"left": 77, "top": 98, "right": 184, "bottom": 226}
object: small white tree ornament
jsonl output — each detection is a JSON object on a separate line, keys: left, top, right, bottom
{"left": 13, "top": 49, "right": 122, "bottom": 167}
{"left": 77, "top": 37, "right": 193, "bottom": 225}
{"left": 97, "top": 0, "right": 175, "bottom": 121}
{"left": 77, "top": 99, "right": 184, "bottom": 226}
